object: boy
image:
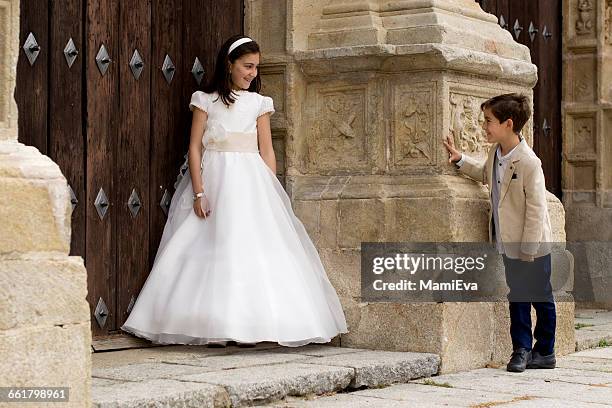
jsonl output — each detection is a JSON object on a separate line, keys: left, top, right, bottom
{"left": 443, "top": 93, "right": 556, "bottom": 373}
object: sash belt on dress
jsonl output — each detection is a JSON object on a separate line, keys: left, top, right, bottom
{"left": 204, "top": 131, "right": 259, "bottom": 153}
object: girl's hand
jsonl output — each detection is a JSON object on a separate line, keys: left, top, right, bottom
{"left": 193, "top": 195, "right": 212, "bottom": 219}
{"left": 443, "top": 134, "right": 462, "bottom": 163}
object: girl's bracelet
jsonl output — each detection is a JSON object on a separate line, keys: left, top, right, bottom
{"left": 193, "top": 192, "right": 205, "bottom": 201}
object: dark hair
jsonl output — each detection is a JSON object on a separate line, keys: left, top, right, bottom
{"left": 203, "top": 35, "right": 261, "bottom": 107}
{"left": 480, "top": 93, "right": 531, "bottom": 134}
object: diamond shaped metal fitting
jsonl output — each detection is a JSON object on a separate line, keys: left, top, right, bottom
{"left": 192, "top": 57, "right": 205, "bottom": 85}
{"left": 160, "top": 189, "right": 172, "bottom": 215}
{"left": 528, "top": 21, "right": 538, "bottom": 43}
{"left": 542, "top": 118, "right": 551, "bottom": 136}
{"left": 127, "top": 188, "right": 142, "bottom": 218}
{"left": 63, "top": 37, "right": 79, "bottom": 68}
{"left": 499, "top": 15, "right": 508, "bottom": 30}
{"left": 23, "top": 32, "right": 41, "bottom": 66}
{"left": 162, "top": 54, "right": 175, "bottom": 84}
{"left": 129, "top": 49, "right": 145, "bottom": 80}
{"left": 542, "top": 25, "right": 553, "bottom": 40}
{"left": 96, "top": 44, "right": 111, "bottom": 76}
{"left": 68, "top": 184, "right": 78, "bottom": 212}
{"left": 513, "top": 19, "right": 523, "bottom": 40}
{"left": 94, "top": 187, "right": 110, "bottom": 220}
{"left": 127, "top": 295, "right": 136, "bottom": 315}
{"left": 94, "top": 297, "right": 109, "bottom": 328}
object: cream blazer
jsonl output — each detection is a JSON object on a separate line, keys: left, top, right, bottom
{"left": 458, "top": 142, "right": 552, "bottom": 259}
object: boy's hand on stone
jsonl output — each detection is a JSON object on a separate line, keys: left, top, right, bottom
{"left": 519, "top": 252, "right": 535, "bottom": 262}
{"left": 443, "top": 135, "right": 462, "bottom": 163}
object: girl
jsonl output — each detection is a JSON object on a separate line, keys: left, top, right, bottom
{"left": 121, "top": 35, "right": 348, "bottom": 347}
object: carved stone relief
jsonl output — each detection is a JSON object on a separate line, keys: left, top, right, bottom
{"left": 449, "top": 93, "right": 491, "bottom": 158}
{"left": 261, "top": 71, "right": 285, "bottom": 116}
{"left": 569, "top": 115, "right": 596, "bottom": 154}
{"left": 576, "top": 0, "right": 594, "bottom": 36}
{"left": 572, "top": 57, "right": 596, "bottom": 102}
{"left": 393, "top": 87, "right": 435, "bottom": 166}
{"left": 309, "top": 87, "right": 368, "bottom": 171}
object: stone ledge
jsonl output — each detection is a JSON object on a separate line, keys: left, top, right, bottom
{"left": 295, "top": 44, "right": 537, "bottom": 86}
{"left": 91, "top": 345, "right": 439, "bottom": 407}
{"left": 92, "top": 378, "right": 231, "bottom": 408}
{"left": 299, "top": 350, "right": 440, "bottom": 388}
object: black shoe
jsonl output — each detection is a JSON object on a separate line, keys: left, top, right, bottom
{"left": 507, "top": 348, "right": 531, "bottom": 372}
{"left": 527, "top": 351, "right": 556, "bottom": 369}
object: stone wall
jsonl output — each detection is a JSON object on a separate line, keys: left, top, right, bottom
{"left": 0, "top": 0, "right": 92, "bottom": 405}
{"left": 563, "top": 0, "right": 612, "bottom": 308}
{"left": 247, "top": 0, "right": 575, "bottom": 373}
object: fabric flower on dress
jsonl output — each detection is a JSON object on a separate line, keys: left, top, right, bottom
{"left": 202, "top": 119, "right": 228, "bottom": 147}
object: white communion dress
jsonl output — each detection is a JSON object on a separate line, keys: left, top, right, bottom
{"left": 121, "top": 90, "right": 348, "bottom": 346}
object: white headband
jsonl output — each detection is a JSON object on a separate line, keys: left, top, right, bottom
{"left": 228, "top": 37, "right": 254, "bottom": 55}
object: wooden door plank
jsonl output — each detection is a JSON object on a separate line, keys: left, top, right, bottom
{"left": 86, "top": 0, "right": 119, "bottom": 337}
{"left": 49, "top": 0, "right": 85, "bottom": 257}
{"left": 116, "top": 0, "right": 152, "bottom": 330}
{"left": 181, "top": 0, "right": 244, "bottom": 143}
{"left": 536, "top": 0, "right": 563, "bottom": 197}
{"left": 149, "top": 0, "right": 184, "bottom": 274}
{"left": 16, "top": 0, "right": 48, "bottom": 152}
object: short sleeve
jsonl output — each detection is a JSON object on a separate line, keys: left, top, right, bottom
{"left": 189, "top": 91, "right": 210, "bottom": 113}
{"left": 258, "top": 96, "right": 275, "bottom": 117}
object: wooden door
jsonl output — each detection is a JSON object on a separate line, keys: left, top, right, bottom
{"left": 16, "top": 0, "right": 244, "bottom": 338}
{"left": 477, "top": 0, "right": 563, "bottom": 198}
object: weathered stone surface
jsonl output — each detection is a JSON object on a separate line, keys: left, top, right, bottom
{"left": 261, "top": 346, "right": 612, "bottom": 407}
{"left": 558, "top": 356, "right": 612, "bottom": 373}
{"left": 319, "top": 249, "right": 360, "bottom": 300}
{"left": 92, "top": 378, "right": 230, "bottom": 408}
{"left": 351, "top": 383, "right": 537, "bottom": 408}
{"left": 556, "top": 299, "right": 578, "bottom": 355}
{"left": 574, "top": 310, "right": 612, "bottom": 351}
{"left": 339, "top": 301, "right": 444, "bottom": 354}
{"left": 0, "top": 323, "right": 91, "bottom": 406}
{"left": 0, "top": 142, "right": 72, "bottom": 254}
{"left": 302, "top": 350, "right": 439, "bottom": 388}
{"left": 93, "top": 361, "right": 214, "bottom": 382}
{"left": 337, "top": 199, "right": 385, "bottom": 248}
{"left": 414, "top": 366, "right": 612, "bottom": 405}
{"left": 167, "top": 351, "right": 310, "bottom": 371}
{"left": 177, "top": 363, "right": 354, "bottom": 407}
{"left": 0, "top": 0, "right": 20, "bottom": 142}
{"left": 92, "top": 345, "right": 442, "bottom": 407}
{"left": 573, "top": 347, "right": 612, "bottom": 360}
{"left": 0, "top": 257, "right": 88, "bottom": 330}
{"left": 338, "top": 301, "right": 496, "bottom": 373}
{"left": 510, "top": 366, "right": 612, "bottom": 386}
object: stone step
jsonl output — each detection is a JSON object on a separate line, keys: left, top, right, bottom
{"left": 92, "top": 343, "right": 440, "bottom": 407}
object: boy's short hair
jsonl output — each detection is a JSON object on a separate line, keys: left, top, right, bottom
{"left": 480, "top": 93, "right": 531, "bottom": 134}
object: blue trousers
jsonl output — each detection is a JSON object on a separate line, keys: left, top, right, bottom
{"left": 502, "top": 254, "right": 556, "bottom": 355}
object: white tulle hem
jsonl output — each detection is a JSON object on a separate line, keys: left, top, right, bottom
{"left": 120, "top": 324, "right": 346, "bottom": 347}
